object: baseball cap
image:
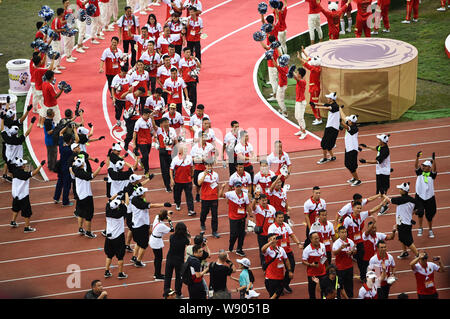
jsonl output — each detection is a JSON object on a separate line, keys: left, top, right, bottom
{"left": 169, "top": 103, "right": 177, "bottom": 109}
{"left": 376, "top": 134, "right": 389, "bottom": 143}
{"left": 70, "top": 143, "right": 80, "bottom": 151}
{"left": 325, "top": 92, "right": 337, "bottom": 100}
{"left": 112, "top": 143, "right": 122, "bottom": 152}
{"left": 366, "top": 271, "right": 377, "bottom": 279}
{"left": 14, "top": 157, "right": 27, "bottom": 167}
{"left": 129, "top": 174, "right": 142, "bottom": 183}
{"left": 422, "top": 160, "right": 432, "bottom": 167}
{"left": 236, "top": 258, "right": 251, "bottom": 268}
{"left": 396, "top": 182, "right": 410, "bottom": 192}
{"left": 109, "top": 199, "right": 121, "bottom": 210}
{"left": 345, "top": 115, "right": 358, "bottom": 123}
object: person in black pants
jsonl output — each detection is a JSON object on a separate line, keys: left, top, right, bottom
{"left": 132, "top": 108, "right": 156, "bottom": 176}
{"left": 53, "top": 132, "right": 74, "bottom": 206}
{"left": 164, "top": 222, "right": 191, "bottom": 298}
{"left": 186, "top": 244, "right": 210, "bottom": 299}
{"left": 118, "top": 6, "right": 140, "bottom": 67}
{"left": 123, "top": 87, "right": 146, "bottom": 152}
{"left": 197, "top": 161, "right": 220, "bottom": 238}
{"left": 186, "top": 7, "right": 202, "bottom": 62}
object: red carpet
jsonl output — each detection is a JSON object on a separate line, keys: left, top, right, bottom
{"left": 27, "top": 0, "right": 324, "bottom": 181}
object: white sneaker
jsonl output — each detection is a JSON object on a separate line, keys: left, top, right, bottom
{"left": 98, "top": 36, "right": 105, "bottom": 40}
{"left": 66, "top": 57, "right": 76, "bottom": 63}
{"left": 92, "top": 39, "right": 100, "bottom": 44}
{"left": 371, "top": 31, "right": 378, "bottom": 35}
{"left": 347, "top": 178, "right": 356, "bottom": 183}
{"left": 99, "top": 32, "right": 105, "bottom": 36}
{"left": 437, "top": 7, "right": 446, "bottom": 11}
{"left": 383, "top": 29, "right": 390, "bottom": 33}
{"left": 299, "top": 133, "right": 307, "bottom": 140}
{"left": 76, "top": 48, "right": 85, "bottom": 53}
{"left": 294, "top": 130, "right": 302, "bottom": 136}
{"left": 267, "top": 96, "right": 276, "bottom": 101}
{"left": 401, "top": 20, "right": 411, "bottom": 24}
{"left": 412, "top": 18, "right": 418, "bottom": 22}
{"left": 82, "top": 45, "right": 89, "bottom": 50}
{"left": 339, "top": 30, "right": 345, "bottom": 35}
{"left": 312, "top": 119, "right": 322, "bottom": 125}
{"left": 281, "top": 112, "right": 288, "bottom": 118}
{"left": 428, "top": 230, "right": 435, "bottom": 238}
{"left": 58, "top": 66, "right": 66, "bottom": 70}
{"left": 346, "top": 28, "right": 352, "bottom": 33}
{"left": 140, "top": 11, "right": 147, "bottom": 14}
{"left": 53, "top": 69, "right": 62, "bottom": 74}
{"left": 417, "top": 228, "right": 423, "bottom": 236}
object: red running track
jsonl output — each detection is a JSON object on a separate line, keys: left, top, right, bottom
{"left": 26, "top": 0, "right": 326, "bottom": 181}
{"left": 0, "top": 117, "right": 449, "bottom": 299}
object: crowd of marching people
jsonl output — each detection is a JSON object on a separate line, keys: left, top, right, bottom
{"left": 0, "top": 0, "right": 446, "bottom": 300}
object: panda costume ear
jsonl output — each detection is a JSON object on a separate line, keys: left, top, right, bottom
{"left": 407, "top": 182, "right": 410, "bottom": 186}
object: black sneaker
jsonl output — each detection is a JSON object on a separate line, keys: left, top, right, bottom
{"left": 188, "top": 211, "right": 196, "bottom": 216}
{"left": 125, "top": 245, "right": 134, "bottom": 253}
{"left": 101, "top": 230, "right": 107, "bottom": 237}
{"left": 118, "top": 272, "right": 128, "bottom": 279}
{"left": 166, "top": 188, "right": 172, "bottom": 193}
{"left": 351, "top": 180, "right": 362, "bottom": 187}
{"left": 154, "top": 274, "right": 165, "bottom": 280}
{"left": 212, "top": 232, "right": 221, "bottom": 238}
{"left": 236, "top": 250, "right": 246, "bottom": 257}
{"left": 78, "top": 227, "right": 85, "bottom": 235}
{"left": 317, "top": 158, "right": 329, "bottom": 165}
{"left": 74, "top": 211, "right": 78, "bottom": 218}
{"left": 201, "top": 225, "right": 206, "bottom": 231}
{"left": 104, "top": 270, "right": 112, "bottom": 278}
{"left": 148, "top": 174, "right": 155, "bottom": 180}
{"left": 284, "top": 286, "right": 293, "bottom": 294}
{"left": 85, "top": 231, "right": 97, "bottom": 239}
{"left": 10, "top": 221, "right": 18, "bottom": 228}
{"left": 397, "top": 251, "right": 409, "bottom": 259}
{"left": 329, "top": 156, "right": 336, "bottom": 161}
{"left": 134, "top": 260, "right": 146, "bottom": 268}
{"left": 195, "top": 194, "right": 200, "bottom": 202}
{"left": 131, "top": 256, "right": 137, "bottom": 263}
{"left": 24, "top": 226, "right": 36, "bottom": 233}
{"left": 378, "top": 204, "right": 389, "bottom": 216}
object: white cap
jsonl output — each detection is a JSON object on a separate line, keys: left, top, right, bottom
{"left": 328, "top": 1, "right": 338, "bottom": 11}
{"left": 112, "top": 143, "right": 122, "bottom": 152}
{"left": 71, "top": 143, "right": 80, "bottom": 151}
{"left": 133, "top": 186, "right": 148, "bottom": 197}
{"left": 115, "top": 160, "right": 125, "bottom": 170}
{"left": 376, "top": 134, "right": 389, "bottom": 143}
{"left": 8, "top": 126, "right": 19, "bottom": 136}
{"left": 345, "top": 115, "right": 358, "bottom": 123}
{"left": 325, "top": 92, "right": 337, "bottom": 100}
{"left": 236, "top": 258, "right": 251, "bottom": 268}
{"left": 14, "top": 157, "right": 27, "bottom": 167}
{"left": 366, "top": 270, "right": 377, "bottom": 279}
{"left": 77, "top": 126, "right": 89, "bottom": 135}
{"left": 245, "top": 290, "right": 260, "bottom": 299}
{"left": 129, "top": 174, "right": 142, "bottom": 183}
{"left": 73, "top": 158, "right": 84, "bottom": 167}
{"left": 396, "top": 182, "right": 410, "bottom": 192}
{"left": 5, "top": 109, "right": 15, "bottom": 118}
{"left": 109, "top": 199, "right": 121, "bottom": 210}
{"left": 422, "top": 160, "right": 432, "bottom": 167}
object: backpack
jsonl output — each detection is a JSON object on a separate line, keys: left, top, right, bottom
{"left": 181, "top": 260, "right": 193, "bottom": 285}
{"left": 248, "top": 269, "right": 255, "bottom": 284}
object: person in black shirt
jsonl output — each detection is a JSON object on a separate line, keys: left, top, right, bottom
{"left": 186, "top": 244, "right": 210, "bottom": 299}
{"left": 84, "top": 280, "right": 108, "bottom": 299}
{"left": 208, "top": 249, "right": 235, "bottom": 299}
{"left": 43, "top": 109, "right": 58, "bottom": 172}
{"left": 164, "top": 221, "right": 191, "bottom": 298}
{"left": 313, "top": 264, "right": 348, "bottom": 299}
{"left": 53, "top": 129, "right": 74, "bottom": 206}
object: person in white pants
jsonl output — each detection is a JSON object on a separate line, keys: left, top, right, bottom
{"left": 272, "top": 55, "right": 288, "bottom": 118}
{"left": 100, "top": 0, "right": 114, "bottom": 32}
{"left": 111, "top": 0, "right": 119, "bottom": 23}
{"left": 259, "top": 35, "right": 280, "bottom": 102}
{"left": 308, "top": 3, "right": 323, "bottom": 44}
{"left": 293, "top": 67, "right": 307, "bottom": 140}
{"left": 76, "top": 0, "right": 90, "bottom": 53}
{"left": 62, "top": 0, "right": 78, "bottom": 63}
{"left": 127, "top": 0, "right": 139, "bottom": 12}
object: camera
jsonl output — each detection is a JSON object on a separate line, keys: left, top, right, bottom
{"left": 432, "top": 256, "right": 440, "bottom": 261}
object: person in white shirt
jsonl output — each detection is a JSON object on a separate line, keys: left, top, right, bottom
{"left": 223, "top": 120, "right": 240, "bottom": 176}
{"left": 104, "top": 195, "right": 129, "bottom": 279}
{"left": 183, "top": 0, "right": 202, "bottom": 14}
{"left": 234, "top": 130, "right": 255, "bottom": 186}
{"left": 191, "top": 134, "right": 216, "bottom": 202}
{"left": 336, "top": 193, "right": 381, "bottom": 226}
{"left": 111, "top": 65, "right": 131, "bottom": 126}
{"left": 358, "top": 270, "right": 385, "bottom": 299}
{"left": 368, "top": 239, "right": 396, "bottom": 299}
{"left": 414, "top": 152, "right": 437, "bottom": 238}
{"left": 314, "top": 92, "right": 340, "bottom": 164}
{"left": 150, "top": 210, "right": 174, "bottom": 280}
{"left": 303, "top": 186, "right": 326, "bottom": 247}
{"left": 253, "top": 160, "right": 276, "bottom": 197}
{"left": 339, "top": 107, "right": 361, "bottom": 186}
{"left": 228, "top": 163, "right": 252, "bottom": 195}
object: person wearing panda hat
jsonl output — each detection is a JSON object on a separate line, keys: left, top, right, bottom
{"left": 339, "top": 106, "right": 361, "bottom": 186}
{"left": 129, "top": 186, "right": 172, "bottom": 267}
{"left": 318, "top": 0, "right": 351, "bottom": 40}
{"left": 382, "top": 182, "right": 419, "bottom": 260}
{"left": 359, "top": 133, "right": 391, "bottom": 215}
{"left": 414, "top": 152, "right": 438, "bottom": 239}
{"left": 10, "top": 158, "right": 45, "bottom": 232}
{"left": 108, "top": 158, "right": 137, "bottom": 199}
{"left": 298, "top": 47, "right": 322, "bottom": 125}
{"left": 74, "top": 124, "right": 105, "bottom": 153}
{"left": 271, "top": 54, "right": 289, "bottom": 118}
{"left": 70, "top": 157, "right": 105, "bottom": 238}
{"left": 104, "top": 194, "right": 129, "bottom": 279}
{"left": 312, "top": 92, "right": 340, "bottom": 165}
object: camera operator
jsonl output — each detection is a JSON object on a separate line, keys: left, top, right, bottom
{"left": 186, "top": 234, "right": 211, "bottom": 297}
{"left": 208, "top": 249, "right": 236, "bottom": 299}
{"left": 56, "top": 101, "right": 85, "bottom": 138}
{"left": 150, "top": 210, "right": 175, "bottom": 280}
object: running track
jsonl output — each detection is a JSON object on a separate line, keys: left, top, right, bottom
{"left": 1, "top": 117, "right": 449, "bottom": 299}
{"left": 26, "top": 0, "right": 326, "bottom": 181}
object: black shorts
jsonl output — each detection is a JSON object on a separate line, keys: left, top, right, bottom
{"left": 76, "top": 196, "right": 94, "bottom": 221}
{"left": 125, "top": 213, "right": 133, "bottom": 230}
{"left": 398, "top": 223, "right": 414, "bottom": 247}
{"left": 104, "top": 233, "right": 126, "bottom": 260}
{"left": 12, "top": 196, "right": 32, "bottom": 218}
{"left": 264, "top": 278, "right": 284, "bottom": 299}
{"left": 132, "top": 224, "right": 150, "bottom": 249}
{"left": 321, "top": 127, "right": 339, "bottom": 151}
{"left": 193, "top": 169, "right": 202, "bottom": 187}
{"left": 345, "top": 150, "right": 358, "bottom": 173}
{"left": 376, "top": 174, "right": 390, "bottom": 194}
{"left": 415, "top": 195, "right": 437, "bottom": 222}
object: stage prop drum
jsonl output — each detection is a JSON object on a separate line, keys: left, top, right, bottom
{"left": 304, "top": 38, "right": 418, "bottom": 123}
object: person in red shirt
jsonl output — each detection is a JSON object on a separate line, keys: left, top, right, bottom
{"left": 312, "top": 209, "right": 335, "bottom": 264}
{"left": 332, "top": 226, "right": 356, "bottom": 298}
{"left": 132, "top": 108, "right": 156, "bottom": 176}
{"left": 186, "top": 6, "right": 203, "bottom": 62}
{"left": 319, "top": 0, "right": 350, "bottom": 39}
{"left": 35, "top": 22, "right": 46, "bottom": 40}
{"left": 88, "top": 0, "right": 103, "bottom": 44}
{"left": 166, "top": 12, "right": 185, "bottom": 56}
{"left": 274, "top": 0, "right": 288, "bottom": 53}
{"left": 158, "top": 117, "right": 178, "bottom": 192}
{"left": 117, "top": 6, "right": 140, "bottom": 67}
{"left": 141, "top": 41, "right": 161, "bottom": 94}
{"left": 31, "top": 54, "right": 56, "bottom": 127}
{"left": 179, "top": 47, "right": 201, "bottom": 115}
{"left": 307, "top": 0, "right": 324, "bottom": 44}
{"left": 111, "top": 65, "right": 131, "bottom": 126}
{"left": 99, "top": 36, "right": 123, "bottom": 96}
{"left": 340, "top": 0, "right": 353, "bottom": 34}
{"left": 50, "top": 8, "right": 66, "bottom": 72}
{"left": 298, "top": 47, "right": 322, "bottom": 124}
{"left": 169, "top": 144, "right": 195, "bottom": 216}
{"left": 302, "top": 232, "right": 328, "bottom": 299}
{"left": 410, "top": 252, "right": 445, "bottom": 299}
{"left": 372, "top": 0, "right": 391, "bottom": 34}
{"left": 197, "top": 161, "right": 221, "bottom": 238}
{"left": 292, "top": 66, "right": 307, "bottom": 139}
{"left": 261, "top": 233, "right": 293, "bottom": 299}
{"left": 121, "top": 86, "right": 146, "bottom": 152}
{"left": 41, "top": 70, "right": 63, "bottom": 125}
{"left": 163, "top": 68, "right": 188, "bottom": 114}
{"left": 272, "top": 55, "right": 289, "bottom": 118}
{"left": 259, "top": 35, "right": 280, "bottom": 102}
{"left": 268, "top": 175, "right": 291, "bottom": 223}
{"left": 132, "top": 26, "right": 151, "bottom": 61}
{"left": 402, "top": 0, "right": 419, "bottom": 23}
{"left": 354, "top": 0, "right": 372, "bottom": 38}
